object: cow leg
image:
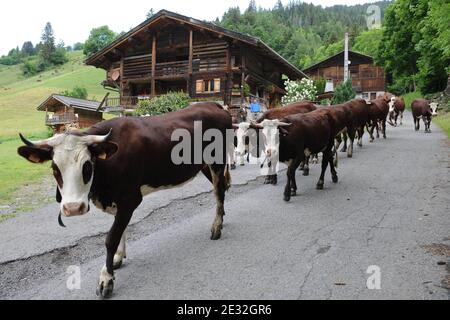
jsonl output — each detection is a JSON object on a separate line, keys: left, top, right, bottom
{"left": 375, "top": 121, "right": 380, "bottom": 138}
{"left": 328, "top": 149, "right": 338, "bottom": 183}
{"left": 357, "top": 127, "right": 364, "bottom": 147}
{"left": 335, "top": 134, "right": 342, "bottom": 152}
{"left": 113, "top": 229, "right": 127, "bottom": 270}
{"left": 367, "top": 123, "right": 375, "bottom": 142}
{"left": 97, "top": 197, "right": 139, "bottom": 298}
{"left": 333, "top": 145, "right": 338, "bottom": 168}
{"left": 270, "top": 159, "right": 278, "bottom": 185}
{"left": 346, "top": 128, "right": 355, "bottom": 158}
{"left": 415, "top": 117, "right": 420, "bottom": 131}
{"left": 209, "top": 165, "right": 228, "bottom": 240}
{"left": 382, "top": 119, "right": 387, "bottom": 139}
{"left": 317, "top": 149, "right": 331, "bottom": 190}
{"left": 400, "top": 111, "right": 403, "bottom": 125}
{"left": 302, "top": 155, "right": 310, "bottom": 176}
{"left": 284, "top": 157, "right": 302, "bottom": 202}
{"left": 340, "top": 131, "right": 348, "bottom": 152}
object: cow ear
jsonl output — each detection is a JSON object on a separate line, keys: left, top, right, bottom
{"left": 279, "top": 127, "right": 289, "bottom": 137}
{"left": 17, "top": 146, "right": 52, "bottom": 163}
{"left": 89, "top": 142, "right": 118, "bottom": 160}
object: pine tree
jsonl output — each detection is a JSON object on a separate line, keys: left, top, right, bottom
{"left": 40, "top": 22, "right": 55, "bottom": 64}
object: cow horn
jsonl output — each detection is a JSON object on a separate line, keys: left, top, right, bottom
{"left": 277, "top": 122, "right": 291, "bottom": 127}
{"left": 19, "top": 133, "right": 63, "bottom": 148}
{"left": 81, "top": 129, "right": 113, "bottom": 145}
{"left": 58, "top": 211, "right": 66, "bottom": 228}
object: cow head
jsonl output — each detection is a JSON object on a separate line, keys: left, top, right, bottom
{"left": 429, "top": 102, "right": 438, "bottom": 116}
{"left": 388, "top": 97, "right": 396, "bottom": 113}
{"left": 17, "top": 130, "right": 118, "bottom": 217}
{"left": 252, "top": 119, "right": 290, "bottom": 160}
{"left": 233, "top": 122, "right": 251, "bottom": 157}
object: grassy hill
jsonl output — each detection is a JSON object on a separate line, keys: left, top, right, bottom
{"left": 0, "top": 51, "right": 113, "bottom": 209}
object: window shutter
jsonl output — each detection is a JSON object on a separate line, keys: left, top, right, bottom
{"left": 214, "top": 79, "right": 221, "bottom": 93}
{"left": 196, "top": 80, "right": 203, "bottom": 93}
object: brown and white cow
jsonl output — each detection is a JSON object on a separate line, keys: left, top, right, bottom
{"left": 367, "top": 95, "right": 390, "bottom": 141}
{"left": 388, "top": 96, "right": 405, "bottom": 126}
{"left": 234, "top": 101, "right": 317, "bottom": 184}
{"left": 411, "top": 99, "right": 439, "bottom": 132}
{"left": 331, "top": 98, "right": 371, "bottom": 162}
{"left": 17, "top": 102, "right": 233, "bottom": 298}
{"left": 255, "top": 108, "right": 338, "bottom": 201}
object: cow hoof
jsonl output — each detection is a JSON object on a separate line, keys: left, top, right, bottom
{"left": 230, "top": 164, "right": 236, "bottom": 170}
{"left": 290, "top": 189, "right": 297, "bottom": 196}
{"left": 263, "top": 176, "right": 270, "bottom": 184}
{"left": 96, "top": 279, "right": 114, "bottom": 299}
{"left": 283, "top": 194, "right": 291, "bottom": 202}
{"left": 210, "top": 227, "right": 222, "bottom": 240}
{"left": 347, "top": 153, "right": 352, "bottom": 158}
{"left": 340, "top": 148, "right": 347, "bottom": 153}
{"left": 332, "top": 175, "right": 338, "bottom": 183}
{"left": 271, "top": 176, "right": 278, "bottom": 185}
{"left": 316, "top": 183, "right": 324, "bottom": 190}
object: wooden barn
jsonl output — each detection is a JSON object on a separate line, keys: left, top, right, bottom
{"left": 85, "top": 9, "right": 307, "bottom": 111}
{"left": 37, "top": 94, "right": 104, "bottom": 133}
{"left": 303, "top": 50, "right": 386, "bottom": 100}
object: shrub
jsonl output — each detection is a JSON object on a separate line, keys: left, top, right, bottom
{"left": 331, "top": 79, "right": 356, "bottom": 104}
{"left": 21, "top": 60, "right": 39, "bottom": 76}
{"left": 60, "top": 86, "right": 88, "bottom": 99}
{"left": 282, "top": 78, "right": 317, "bottom": 105}
{"left": 50, "top": 48, "right": 68, "bottom": 65}
{"left": 134, "top": 91, "right": 191, "bottom": 116}
{"left": 314, "top": 77, "right": 326, "bottom": 95}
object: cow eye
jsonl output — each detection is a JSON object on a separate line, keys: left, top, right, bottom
{"left": 52, "top": 162, "right": 63, "bottom": 188}
{"left": 82, "top": 161, "right": 93, "bottom": 184}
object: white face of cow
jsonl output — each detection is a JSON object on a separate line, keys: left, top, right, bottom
{"left": 234, "top": 122, "right": 251, "bottom": 156}
{"left": 257, "top": 119, "right": 290, "bottom": 159}
{"left": 388, "top": 97, "right": 396, "bottom": 113}
{"left": 430, "top": 102, "right": 438, "bottom": 116}
{"left": 17, "top": 131, "right": 118, "bottom": 217}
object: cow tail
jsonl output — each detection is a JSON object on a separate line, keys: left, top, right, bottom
{"left": 224, "top": 164, "right": 231, "bottom": 191}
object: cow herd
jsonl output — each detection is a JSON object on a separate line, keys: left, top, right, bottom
{"left": 16, "top": 95, "right": 439, "bottom": 298}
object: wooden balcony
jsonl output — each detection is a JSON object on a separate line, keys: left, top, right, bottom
{"left": 45, "top": 113, "right": 78, "bottom": 125}
{"left": 105, "top": 96, "right": 141, "bottom": 108}
{"left": 155, "top": 60, "right": 189, "bottom": 78}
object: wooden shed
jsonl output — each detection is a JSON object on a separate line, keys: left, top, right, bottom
{"left": 37, "top": 94, "right": 104, "bottom": 133}
{"left": 303, "top": 50, "right": 386, "bottom": 100}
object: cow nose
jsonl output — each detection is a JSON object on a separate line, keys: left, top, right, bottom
{"left": 63, "top": 202, "right": 86, "bottom": 217}
{"left": 266, "top": 149, "right": 272, "bottom": 157}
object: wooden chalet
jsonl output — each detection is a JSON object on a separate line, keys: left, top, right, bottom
{"left": 37, "top": 94, "right": 104, "bottom": 132}
{"left": 303, "top": 50, "right": 386, "bottom": 100}
{"left": 85, "top": 9, "right": 307, "bottom": 112}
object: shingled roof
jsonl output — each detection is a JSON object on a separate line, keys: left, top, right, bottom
{"left": 37, "top": 94, "right": 101, "bottom": 112}
{"left": 85, "top": 9, "right": 307, "bottom": 80}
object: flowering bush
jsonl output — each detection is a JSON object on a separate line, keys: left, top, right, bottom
{"left": 134, "top": 91, "right": 190, "bottom": 116}
{"left": 282, "top": 78, "right": 317, "bottom": 105}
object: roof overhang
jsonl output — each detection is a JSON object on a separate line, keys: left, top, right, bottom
{"left": 85, "top": 10, "right": 307, "bottom": 80}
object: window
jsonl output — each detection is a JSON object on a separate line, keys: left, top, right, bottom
{"left": 196, "top": 78, "right": 221, "bottom": 93}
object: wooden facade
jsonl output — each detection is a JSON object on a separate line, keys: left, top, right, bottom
{"left": 37, "top": 95, "right": 104, "bottom": 133}
{"left": 303, "top": 51, "right": 386, "bottom": 100}
{"left": 86, "top": 10, "right": 306, "bottom": 111}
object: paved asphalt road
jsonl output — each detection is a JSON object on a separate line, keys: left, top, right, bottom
{"left": 0, "top": 113, "right": 449, "bottom": 300}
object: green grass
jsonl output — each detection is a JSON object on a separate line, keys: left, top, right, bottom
{"left": 434, "top": 112, "right": 450, "bottom": 139}
{"left": 0, "top": 214, "right": 16, "bottom": 223}
{"left": 0, "top": 51, "right": 116, "bottom": 206}
{"left": 401, "top": 91, "right": 422, "bottom": 110}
